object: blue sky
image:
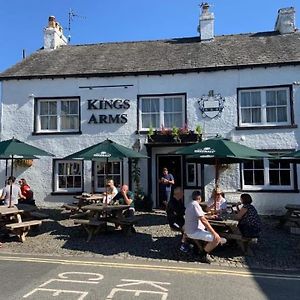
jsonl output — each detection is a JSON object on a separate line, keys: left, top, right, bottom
{"left": 0, "top": 0, "right": 299, "bottom": 72}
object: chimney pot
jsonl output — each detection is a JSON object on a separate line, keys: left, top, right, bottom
{"left": 44, "top": 16, "right": 68, "bottom": 50}
{"left": 198, "top": 3, "right": 214, "bottom": 41}
{"left": 275, "top": 7, "right": 296, "bottom": 34}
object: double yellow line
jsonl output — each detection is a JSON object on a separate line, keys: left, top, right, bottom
{"left": 0, "top": 255, "right": 299, "bottom": 280}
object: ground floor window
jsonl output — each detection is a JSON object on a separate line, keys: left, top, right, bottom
{"left": 186, "top": 162, "right": 202, "bottom": 187}
{"left": 94, "top": 161, "right": 122, "bottom": 191}
{"left": 242, "top": 152, "right": 294, "bottom": 190}
{"left": 54, "top": 160, "right": 83, "bottom": 192}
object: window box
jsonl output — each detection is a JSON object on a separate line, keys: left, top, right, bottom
{"left": 147, "top": 131, "right": 201, "bottom": 144}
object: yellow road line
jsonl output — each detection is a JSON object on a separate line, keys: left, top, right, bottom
{"left": 0, "top": 255, "right": 299, "bottom": 280}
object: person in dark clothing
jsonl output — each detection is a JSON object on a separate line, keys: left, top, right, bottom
{"left": 166, "top": 187, "right": 185, "bottom": 231}
{"left": 235, "top": 193, "right": 261, "bottom": 238}
{"left": 166, "top": 187, "right": 189, "bottom": 252}
{"left": 159, "top": 167, "right": 175, "bottom": 209}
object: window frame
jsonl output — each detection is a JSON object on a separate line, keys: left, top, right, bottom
{"left": 52, "top": 159, "right": 84, "bottom": 194}
{"left": 240, "top": 151, "right": 298, "bottom": 192}
{"left": 237, "top": 85, "right": 294, "bottom": 129}
{"left": 93, "top": 160, "right": 123, "bottom": 193}
{"left": 137, "top": 93, "right": 187, "bottom": 132}
{"left": 34, "top": 96, "right": 81, "bottom": 135}
{"left": 185, "top": 162, "right": 202, "bottom": 188}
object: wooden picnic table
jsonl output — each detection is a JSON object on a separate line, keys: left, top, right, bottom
{"left": 207, "top": 215, "right": 257, "bottom": 254}
{"left": 0, "top": 206, "right": 41, "bottom": 242}
{"left": 74, "top": 203, "right": 135, "bottom": 241}
{"left": 278, "top": 204, "right": 300, "bottom": 228}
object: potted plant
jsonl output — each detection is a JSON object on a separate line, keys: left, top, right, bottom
{"left": 195, "top": 124, "right": 202, "bottom": 141}
{"left": 147, "top": 126, "right": 154, "bottom": 142}
{"left": 172, "top": 126, "right": 181, "bottom": 143}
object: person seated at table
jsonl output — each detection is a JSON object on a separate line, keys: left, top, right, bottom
{"left": 18, "top": 178, "right": 35, "bottom": 206}
{"left": 235, "top": 193, "right": 261, "bottom": 238}
{"left": 112, "top": 184, "right": 135, "bottom": 218}
{"left": 166, "top": 187, "right": 189, "bottom": 252}
{"left": 206, "top": 187, "right": 227, "bottom": 214}
{"left": 103, "top": 179, "right": 118, "bottom": 204}
{"left": 0, "top": 176, "right": 25, "bottom": 206}
{"left": 185, "top": 190, "right": 226, "bottom": 264}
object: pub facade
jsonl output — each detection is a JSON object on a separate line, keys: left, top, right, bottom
{"left": 1, "top": 6, "right": 300, "bottom": 214}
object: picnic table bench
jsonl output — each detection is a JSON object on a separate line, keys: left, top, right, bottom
{"left": 278, "top": 204, "right": 300, "bottom": 228}
{"left": 0, "top": 206, "right": 42, "bottom": 242}
{"left": 73, "top": 203, "right": 138, "bottom": 241}
{"left": 208, "top": 218, "right": 257, "bottom": 254}
{"left": 73, "top": 219, "right": 107, "bottom": 242}
{"left": 6, "top": 220, "right": 42, "bottom": 242}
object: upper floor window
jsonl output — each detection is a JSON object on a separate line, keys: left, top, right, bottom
{"left": 139, "top": 94, "right": 185, "bottom": 130}
{"left": 35, "top": 97, "right": 80, "bottom": 133}
{"left": 53, "top": 160, "right": 83, "bottom": 193}
{"left": 238, "top": 86, "right": 291, "bottom": 127}
{"left": 241, "top": 152, "right": 295, "bottom": 190}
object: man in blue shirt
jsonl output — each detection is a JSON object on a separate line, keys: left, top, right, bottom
{"left": 159, "top": 167, "right": 175, "bottom": 209}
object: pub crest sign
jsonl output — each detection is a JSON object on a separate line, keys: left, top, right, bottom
{"left": 198, "top": 90, "right": 225, "bottom": 119}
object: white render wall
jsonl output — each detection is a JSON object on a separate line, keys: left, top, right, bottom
{"left": 1, "top": 65, "right": 300, "bottom": 214}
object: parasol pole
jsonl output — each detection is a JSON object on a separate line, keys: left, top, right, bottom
{"left": 9, "top": 155, "right": 14, "bottom": 208}
{"left": 214, "top": 158, "right": 220, "bottom": 212}
{"left": 105, "top": 156, "right": 108, "bottom": 205}
{"left": 5, "top": 159, "right": 8, "bottom": 177}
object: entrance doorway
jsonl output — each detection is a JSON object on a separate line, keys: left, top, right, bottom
{"left": 157, "top": 155, "right": 182, "bottom": 207}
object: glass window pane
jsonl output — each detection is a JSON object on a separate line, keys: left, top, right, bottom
{"left": 277, "top": 90, "right": 287, "bottom": 105}
{"left": 254, "top": 170, "right": 264, "bottom": 185}
{"left": 269, "top": 160, "right": 279, "bottom": 169}
{"left": 251, "top": 92, "right": 261, "bottom": 106}
{"left": 141, "top": 99, "right": 151, "bottom": 112}
{"left": 49, "top": 116, "right": 57, "bottom": 129}
{"left": 281, "top": 170, "right": 291, "bottom": 185}
{"left": 243, "top": 161, "right": 253, "bottom": 169}
{"left": 254, "top": 160, "right": 264, "bottom": 168}
{"left": 40, "top": 117, "right": 48, "bottom": 130}
{"left": 280, "top": 161, "right": 291, "bottom": 169}
{"left": 241, "top": 92, "right": 250, "bottom": 107}
{"left": 142, "top": 115, "right": 151, "bottom": 128}
{"left": 266, "top": 91, "right": 276, "bottom": 106}
{"left": 187, "top": 164, "right": 195, "bottom": 183}
{"left": 241, "top": 109, "right": 251, "bottom": 123}
{"left": 266, "top": 107, "right": 276, "bottom": 122}
{"left": 58, "top": 163, "right": 65, "bottom": 175}
{"left": 49, "top": 101, "right": 57, "bottom": 115}
{"left": 61, "top": 101, "right": 69, "bottom": 114}
{"left": 74, "top": 176, "right": 82, "bottom": 188}
{"left": 107, "top": 163, "right": 112, "bottom": 174}
{"left": 173, "top": 98, "right": 183, "bottom": 111}
{"left": 97, "top": 176, "right": 105, "bottom": 188}
{"left": 151, "top": 99, "right": 159, "bottom": 112}
{"left": 112, "top": 175, "right": 121, "bottom": 188}
{"left": 252, "top": 108, "right": 261, "bottom": 123}
{"left": 269, "top": 170, "right": 279, "bottom": 185}
{"left": 66, "top": 176, "right": 74, "bottom": 188}
{"left": 40, "top": 102, "right": 48, "bottom": 115}
{"left": 244, "top": 170, "right": 253, "bottom": 185}
{"left": 112, "top": 162, "right": 120, "bottom": 174}
{"left": 277, "top": 107, "right": 287, "bottom": 122}
{"left": 164, "top": 99, "right": 173, "bottom": 112}
{"left": 58, "top": 176, "right": 66, "bottom": 188}
{"left": 70, "top": 101, "right": 78, "bottom": 114}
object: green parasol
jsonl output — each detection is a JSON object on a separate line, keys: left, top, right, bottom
{"left": 0, "top": 137, "right": 54, "bottom": 207}
{"left": 64, "top": 139, "right": 148, "bottom": 203}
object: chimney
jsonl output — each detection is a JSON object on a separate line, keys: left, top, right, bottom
{"left": 275, "top": 7, "right": 296, "bottom": 34}
{"left": 44, "top": 16, "right": 68, "bottom": 50}
{"left": 198, "top": 3, "right": 214, "bottom": 41}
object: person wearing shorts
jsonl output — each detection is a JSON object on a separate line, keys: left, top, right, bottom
{"left": 185, "top": 190, "right": 226, "bottom": 263}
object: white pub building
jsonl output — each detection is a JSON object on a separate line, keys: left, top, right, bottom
{"left": 1, "top": 5, "right": 300, "bottom": 214}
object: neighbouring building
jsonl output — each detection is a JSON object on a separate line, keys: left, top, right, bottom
{"left": 1, "top": 5, "right": 300, "bottom": 214}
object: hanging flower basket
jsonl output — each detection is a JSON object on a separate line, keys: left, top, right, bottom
{"left": 14, "top": 159, "right": 33, "bottom": 167}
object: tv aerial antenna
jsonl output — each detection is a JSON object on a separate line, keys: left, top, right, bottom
{"left": 66, "top": 8, "right": 86, "bottom": 42}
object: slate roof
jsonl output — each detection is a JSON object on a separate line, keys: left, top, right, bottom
{"left": 1, "top": 31, "right": 300, "bottom": 80}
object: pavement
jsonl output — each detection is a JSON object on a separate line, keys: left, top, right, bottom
{"left": 0, "top": 254, "right": 300, "bottom": 300}
{"left": 0, "top": 209, "right": 300, "bottom": 271}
